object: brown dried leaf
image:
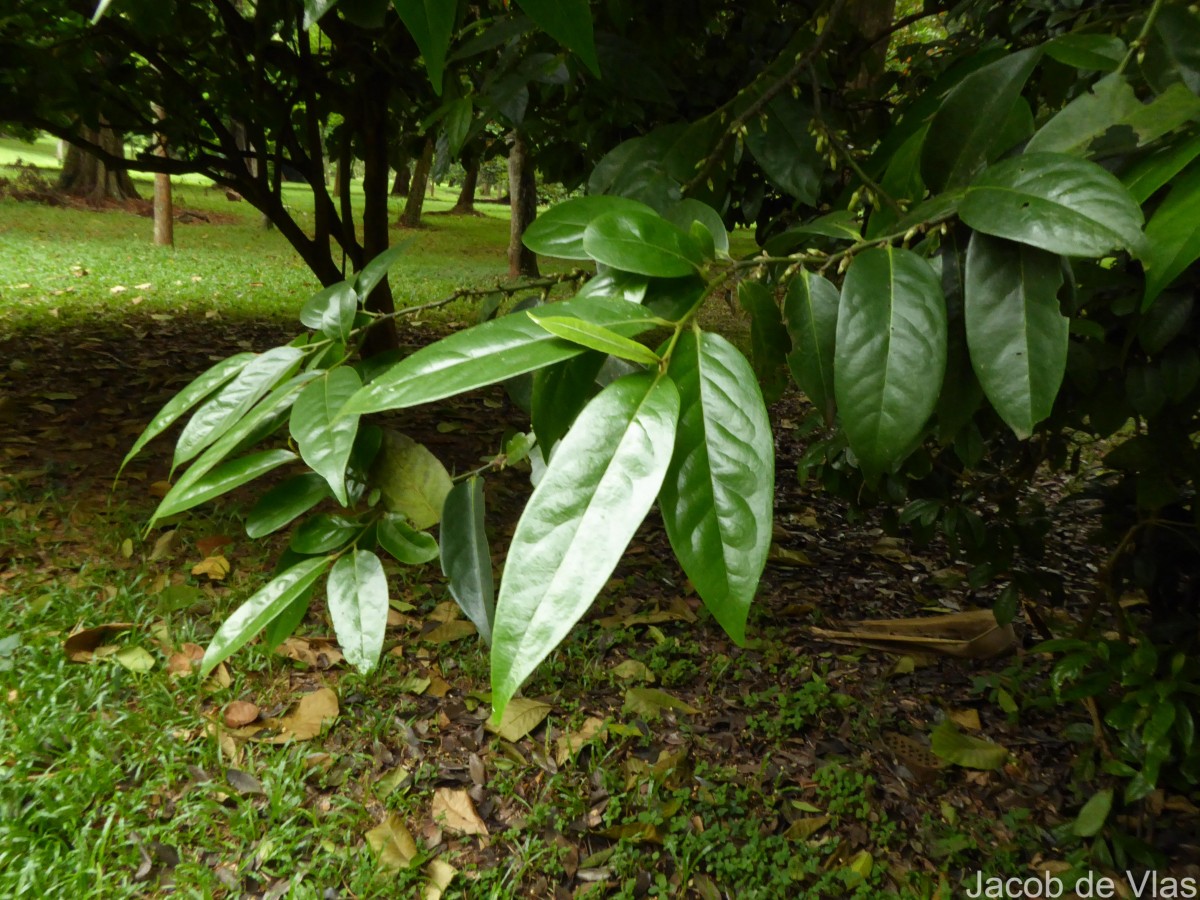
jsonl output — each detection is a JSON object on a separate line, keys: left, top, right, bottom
{"left": 64, "top": 623, "right": 137, "bottom": 662}
{"left": 948, "top": 708, "right": 982, "bottom": 731}
{"left": 555, "top": 716, "right": 607, "bottom": 765}
{"left": 486, "top": 697, "right": 552, "bottom": 742}
{"left": 191, "top": 555, "right": 230, "bottom": 581}
{"left": 223, "top": 700, "right": 260, "bottom": 728}
{"left": 275, "top": 637, "right": 344, "bottom": 669}
{"left": 432, "top": 787, "right": 489, "bottom": 836}
{"left": 254, "top": 687, "right": 339, "bottom": 743}
{"left": 148, "top": 530, "right": 178, "bottom": 561}
{"left": 195, "top": 534, "right": 233, "bottom": 557}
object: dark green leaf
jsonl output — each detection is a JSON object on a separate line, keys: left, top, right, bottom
{"left": 491, "top": 372, "right": 679, "bottom": 720}
{"left": 200, "top": 557, "right": 331, "bottom": 677}
{"left": 960, "top": 152, "right": 1145, "bottom": 257}
{"left": 1045, "top": 34, "right": 1125, "bottom": 71}
{"left": 523, "top": 195, "right": 656, "bottom": 260}
{"left": 583, "top": 209, "right": 707, "bottom": 277}
{"left": 1122, "top": 131, "right": 1200, "bottom": 203}
{"left": 290, "top": 368, "right": 362, "bottom": 505}
{"left": 343, "top": 297, "right": 659, "bottom": 415}
{"left": 444, "top": 97, "right": 473, "bottom": 158}
{"left": 354, "top": 243, "right": 409, "bottom": 300}
{"left": 744, "top": 95, "right": 821, "bottom": 204}
{"left": 155, "top": 449, "right": 297, "bottom": 524}
{"left": 1143, "top": 4, "right": 1200, "bottom": 95}
{"left": 1142, "top": 162, "right": 1200, "bottom": 307}
{"left": 532, "top": 351, "right": 605, "bottom": 453}
{"left": 835, "top": 247, "right": 947, "bottom": 477}
{"left": 736, "top": 282, "right": 791, "bottom": 404}
{"left": 378, "top": 512, "right": 439, "bottom": 565}
{"left": 300, "top": 281, "right": 356, "bottom": 333}
{"left": 290, "top": 513, "right": 361, "bottom": 554}
{"left": 529, "top": 312, "right": 660, "bottom": 365}
{"left": 245, "top": 473, "right": 331, "bottom": 539}
{"left": 327, "top": 550, "right": 389, "bottom": 674}
{"left": 665, "top": 199, "right": 729, "bottom": 256}
{"left": 392, "top": 0, "right": 457, "bottom": 93}
{"left": 573, "top": 268, "right": 649, "bottom": 304}
{"left": 763, "top": 211, "right": 862, "bottom": 255}
{"left": 120, "top": 352, "right": 255, "bottom": 475}
{"left": 965, "top": 233, "right": 1067, "bottom": 438}
{"left": 661, "top": 331, "right": 773, "bottom": 645}
{"left": 784, "top": 270, "right": 840, "bottom": 425}
{"left": 922, "top": 48, "right": 1041, "bottom": 191}
{"left": 302, "top": 0, "right": 339, "bottom": 29}
{"left": 514, "top": 0, "right": 599, "bottom": 76}
{"left": 440, "top": 477, "right": 494, "bottom": 644}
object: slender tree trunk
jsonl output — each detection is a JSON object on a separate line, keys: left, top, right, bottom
{"left": 58, "top": 124, "right": 140, "bottom": 202}
{"left": 507, "top": 131, "right": 539, "bottom": 278}
{"left": 360, "top": 75, "right": 399, "bottom": 356}
{"left": 400, "top": 136, "right": 433, "bottom": 228}
{"left": 152, "top": 105, "right": 173, "bottom": 247}
{"left": 447, "top": 157, "right": 480, "bottom": 215}
{"left": 391, "top": 162, "right": 410, "bottom": 196}
{"left": 850, "top": 0, "right": 898, "bottom": 92}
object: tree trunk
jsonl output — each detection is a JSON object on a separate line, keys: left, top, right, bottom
{"left": 391, "top": 162, "right": 410, "bottom": 196}
{"left": 359, "top": 73, "right": 399, "bottom": 356}
{"left": 400, "top": 136, "right": 433, "bottom": 228}
{"left": 850, "top": 0, "right": 898, "bottom": 93}
{"left": 152, "top": 106, "right": 173, "bottom": 247}
{"left": 58, "top": 124, "right": 140, "bottom": 202}
{"left": 507, "top": 131, "right": 539, "bottom": 278}
{"left": 447, "top": 157, "right": 480, "bottom": 215}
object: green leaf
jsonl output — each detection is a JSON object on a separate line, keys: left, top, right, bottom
{"left": 583, "top": 209, "right": 707, "bottom": 277}
{"left": 573, "top": 268, "right": 649, "bottom": 304}
{"left": 531, "top": 351, "right": 605, "bottom": 453}
{"left": 378, "top": 513, "right": 439, "bottom": 565}
{"left": 200, "top": 557, "right": 331, "bottom": 677}
{"left": 523, "top": 195, "right": 656, "bottom": 260}
{"left": 120, "top": 352, "right": 255, "bottom": 475}
{"left": 960, "top": 152, "right": 1145, "bottom": 257}
{"left": 302, "top": 0, "right": 339, "bottom": 29}
{"left": 1142, "top": 162, "right": 1200, "bottom": 308}
{"left": 245, "top": 473, "right": 331, "bottom": 539}
{"left": 372, "top": 430, "right": 453, "bottom": 530}
{"left": 440, "top": 477, "right": 495, "bottom": 644}
{"left": 1122, "top": 130, "right": 1200, "bottom": 204}
{"left": 835, "top": 248, "right": 947, "bottom": 477}
{"left": 290, "top": 368, "right": 362, "bottom": 505}
{"left": 922, "top": 48, "right": 1042, "bottom": 191}
{"left": 1143, "top": 4, "right": 1200, "bottom": 95}
{"left": 155, "top": 449, "right": 297, "bottom": 523}
{"left": 929, "top": 720, "right": 1009, "bottom": 770}
{"left": 736, "top": 282, "right": 791, "bottom": 405}
{"left": 327, "top": 550, "right": 389, "bottom": 674}
{"left": 444, "top": 97, "right": 473, "bottom": 158}
{"left": 173, "top": 347, "right": 304, "bottom": 470}
{"left": 491, "top": 372, "right": 680, "bottom": 720}
{"left": 392, "top": 0, "right": 457, "bottom": 93}
{"left": 514, "top": 0, "right": 599, "bottom": 76}
{"left": 1044, "top": 33, "right": 1125, "bottom": 71}
{"left": 1073, "top": 789, "right": 1114, "bottom": 837}
{"left": 528, "top": 312, "right": 660, "bottom": 366}
{"left": 354, "top": 243, "right": 409, "bottom": 300}
{"left": 343, "top": 297, "right": 659, "bottom": 415}
{"left": 764, "top": 211, "right": 862, "bottom": 255}
{"left": 665, "top": 199, "right": 729, "bottom": 256}
{"left": 300, "top": 281, "right": 356, "bottom": 338}
{"left": 744, "top": 95, "right": 821, "bottom": 204}
{"left": 784, "top": 270, "right": 839, "bottom": 425}
{"left": 291, "top": 513, "right": 361, "bottom": 554}
{"left": 965, "top": 234, "right": 1068, "bottom": 439}
{"left": 661, "top": 331, "right": 773, "bottom": 645}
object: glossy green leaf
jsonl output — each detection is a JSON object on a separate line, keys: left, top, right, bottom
{"left": 290, "top": 368, "right": 362, "bottom": 505}
{"left": 736, "top": 282, "right": 790, "bottom": 405}
{"left": 528, "top": 312, "right": 660, "bottom": 366}
{"left": 343, "top": 297, "right": 659, "bottom": 415}
{"left": 514, "top": 0, "right": 599, "bottom": 76}
{"left": 960, "top": 152, "right": 1145, "bottom": 257}
{"left": 665, "top": 199, "right": 729, "bottom": 256}
{"left": 120, "top": 352, "right": 255, "bottom": 475}
{"left": 660, "top": 330, "right": 772, "bottom": 645}
{"left": 930, "top": 720, "right": 1009, "bottom": 770}
{"left": 491, "top": 372, "right": 680, "bottom": 720}
{"left": 155, "top": 449, "right": 297, "bottom": 523}
{"left": 1142, "top": 162, "right": 1200, "bottom": 308}
{"left": 835, "top": 248, "right": 947, "bottom": 477}
{"left": 1044, "top": 34, "right": 1124, "bottom": 72}
{"left": 582, "top": 209, "right": 707, "bottom": 278}
{"left": 302, "top": 0, "right": 339, "bottom": 29}
{"left": 531, "top": 351, "right": 605, "bottom": 453}
{"left": 378, "top": 512, "right": 439, "bottom": 565}
{"left": 200, "top": 557, "right": 330, "bottom": 677}
{"left": 392, "top": 0, "right": 457, "bottom": 93}
{"left": 783, "top": 270, "right": 839, "bottom": 425}
{"left": 744, "top": 95, "right": 821, "bottom": 204}
{"left": 922, "top": 48, "right": 1041, "bottom": 192}
{"left": 1072, "top": 789, "right": 1114, "bottom": 837}
{"left": 444, "top": 97, "right": 473, "bottom": 158}
{"left": 372, "top": 430, "right": 452, "bottom": 530}
{"left": 523, "top": 195, "right": 656, "bottom": 260}
{"left": 440, "top": 477, "right": 495, "bottom": 644}
{"left": 245, "top": 473, "right": 331, "bottom": 539}
{"left": 573, "top": 268, "right": 649, "bottom": 304}
{"left": 1143, "top": 4, "right": 1200, "bottom": 95}
{"left": 354, "top": 243, "right": 409, "bottom": 300}
{"left": 965, "top": 233, "right": 1067, "bottom": 439}
{"left": 327, "top": 550, "right": 389, "bottom": 674}
{"left": 291, "top": 513, "right": 361, "bottom": 554}
{"left": 1123, "top": 131, "right": 1200, "bottom": 204}
{"left": 173, "top": 347, "right": 304, "bottom": 470}
{"left": 300, "top": 281, "right": 356, "bottom": 334}
{"left": 763, "top": 211, "right": 862, "bottom": 255}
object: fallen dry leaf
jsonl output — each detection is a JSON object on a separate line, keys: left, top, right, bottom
{"left": 948, "top": 708, "right": 982, "bottom": 731}
{"left": 275, "top": 637, "right": 344, "bottom": 669}
{"left": 195, "top": 534, "right": 233, "bottom": 557}
{"left": 423, "top": 620, "right": 476, "bottom": 643}
{"left": 64, "top": 623, "right": 137, "bottom": 662}
{"left": 423, "top": 858, "right": 457, "bottom": 900}
{"left": 148, "top": 530, "right": 178, "bottom": 561}
{"left": 556, "top": 716, "right": 607, "bottom": 765}
{"left": 191, "top": 555, "right": 231, "bottom": 581}
{"left": 432, "top": 788, "right": 488, "bottom": 836}
{"left": 486, "top": 697, "right": 552, "bottom": 742}
{"left": 224, "top": 700, "right": 260, "bottom": 728}
{"left": 255, "top": 687, "right": 339, "bottom": 743}
{"left": 366, "top": 814, "right": 419, "bottom": 871}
